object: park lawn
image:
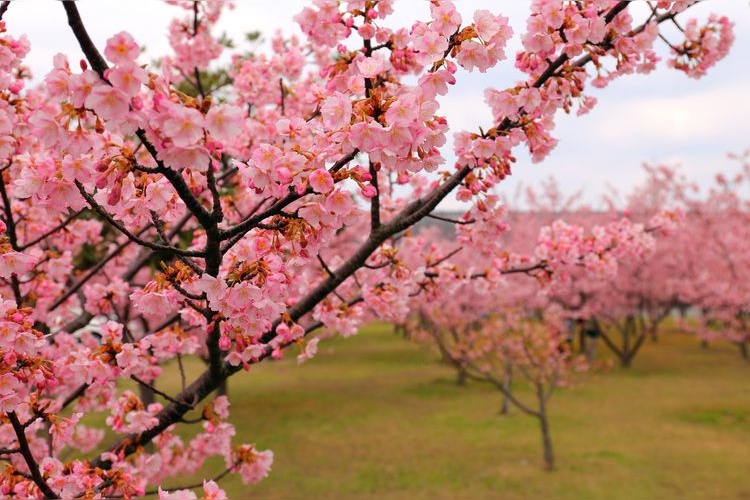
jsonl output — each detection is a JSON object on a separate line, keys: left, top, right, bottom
{"left": 148, "top": 323, "right": 750, "bottom": 499}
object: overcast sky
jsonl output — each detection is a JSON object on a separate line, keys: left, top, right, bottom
{"left": 3, "top": 1, "right": 749, "bottom": 208}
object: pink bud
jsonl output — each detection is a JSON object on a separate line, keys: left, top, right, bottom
{"left": 107, "top": 185, "right": 122, "bottom": 206}
{"left": 8, "top": 80, "right": 23, "bottom": 94}
{"left": 4, "top": 351, "right": 17, "bottom": 366}
{"left": 130, "top": 95, "right": 143, "bottom": 111}
{"left": 275, "top": 166, "right": 292, "bottom": 185}
{"left": 360, "top": 185, "right": 377, "bottom": 199}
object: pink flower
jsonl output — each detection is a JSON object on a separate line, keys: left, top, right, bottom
{"left": 236, "top": 446, "right": 274, "bottom": 484}
{"left": 85, "top": 84, "right": 130, "bottom": 120}
{"left": 0, "top": 392, "right": 21, "bottom": 414}
{"left": 107, "top": 62, "right": 148, "bottom": 97}
{"left": 430, "top": 2, "right": 461, "bottom": 36}
{"left": 413, "top": 30, "right": 449, "bottom": 62}
{"left": 0, "top": 251, "right": 37, "bottom": 279}
{"left": 212, "top": 396, "right": 230, "bottom": 419}
{"left": 324, "top": 189, "right": 354, "bottom": 215}
{"left": 115, "top": 344, "right": 142, "bottom": 375}
{"left": 105, "top": 31, "right": 140, "bottom": 64}
{"left": 456, "top": 42, "right": 491, "bottom": 73}
{"left": 358, "top": 23, "right": 376, "bottom": 40}
{"left": 125, "top": 410, "right": 159, "bottom": 433}
{"left": 308, "top": 169, "right": 334, "bottom": 194}
{"left": 206, "top": 104, "right": 244, "bottom": 143}
{"left": 356, "top": 55, "right": 388, "bottom": 78}
{"left": 202, "top": 481, "right": 227, "bottom": 500}
{"left": 320, "top": 92, "right": 352, "bottom": 130}
{"left": 163, "top": 106, "right": 205, "bottom": 147}
{"left": 384, "top": 97, "right": 422, "bottom": 127}
{"left": 69, "top": 70, "right": 101, "bottom": 108}
{"left": 130, "top": 288, "right": 172, "bottom": 318}
{"left": 297, "top": 338, "right": 319, "bottom": 364}
{"left": 61, "top": 155, "right": 94, "bottom": 183}
{"left": 0, "top": 373, "right": 20, "bottom": 397}
{"left": 418, "top": 70, "right": 455, "bottom": 98}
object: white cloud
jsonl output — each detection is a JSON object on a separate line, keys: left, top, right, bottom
{"left": 587, "top": 83, "right": 750, "bottom": 145}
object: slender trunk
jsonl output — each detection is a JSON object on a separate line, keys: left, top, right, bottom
{"left": 649, "top": 323, "right": 659, "bottom": 343}
{"left": 536, "top": 386, "right": 554, "bottom": 470}
{"left": 621, "top": 354, "right": 632, "bottom": 368}
{"left": 499, "top": 365, "right": 512, "bottom": 415}
{"left": 578, "top": 329, "right": 586, "bottom": 354}
{"left": 456, "top": 367, "right": 467, "bottom": 386}
{"left": 739, "top": 342, "right": 749, "bottom": 361}
{"left": 585, "top": 336, "right": 597, "bottom": 363}
{"left": 680, "top": 306, "right": 688, "bottom": 319}
{"left": 618, "top": 316, "right": 642, "bottom": 368}
{"left": 622, "top": 317, "right": 631, "bottom": 363}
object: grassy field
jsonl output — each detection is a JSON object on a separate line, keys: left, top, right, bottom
{"left": 152, "top": 323, "right": 750, "bottom": 499}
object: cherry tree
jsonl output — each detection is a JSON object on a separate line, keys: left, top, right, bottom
{"left": 399, "top": 186, "right": 675, "bottom": 469}
{"left": 406, "top": 305, "right": 586, "bottom": 470}
{"left": 0, "top": 1, "right": 735, "bottom": 497}
{"left": 666, "top": 155, "right": 750, "bottom": 359}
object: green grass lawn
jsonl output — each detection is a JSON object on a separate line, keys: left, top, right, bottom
{"left": 151, "top": 324, "right": 750, "bottom": 499}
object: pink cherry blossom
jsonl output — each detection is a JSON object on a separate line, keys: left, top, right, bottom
{"left": 320, "top": 91, "right": 352, "bottom": 130}
{"left": 104, "top": 31, "right": 140, "bottom": 64}
{"left": 85, "top": 84, "right": 130, "bottom": 120}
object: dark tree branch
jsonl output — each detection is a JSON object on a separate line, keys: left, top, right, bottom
{"left": 0, "top": 167, "right": 19, "bottom": 250}
{"left": 369, "top": 160, "right": 380, "bottom": 231}
{"left": 0, "top": 1, "right": 10, "bottom": 21}
{"left": 8, "top": 412, "right": 58, "bottom": 499}
{"left": 62, "top": 2, "right": 108, "bottom": 78}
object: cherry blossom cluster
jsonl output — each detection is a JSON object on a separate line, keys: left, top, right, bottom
{"left": 667, "top": 14, "right": 734, "bottom": 79}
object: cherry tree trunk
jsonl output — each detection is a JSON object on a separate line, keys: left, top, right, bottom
{"left": 536, "top": 387, "right": 555, "bottom": 471}
{"left": 499, "top": 365, "right": 513, "bottom": 415}
{"left": 456, "top": 367, "right": 467, "bottom": 386}
{"left": 739, "top": 342, "right": 749, "bottom": 362}
{"left": 585, "top": 336, "right": 597, "bottom": 363}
